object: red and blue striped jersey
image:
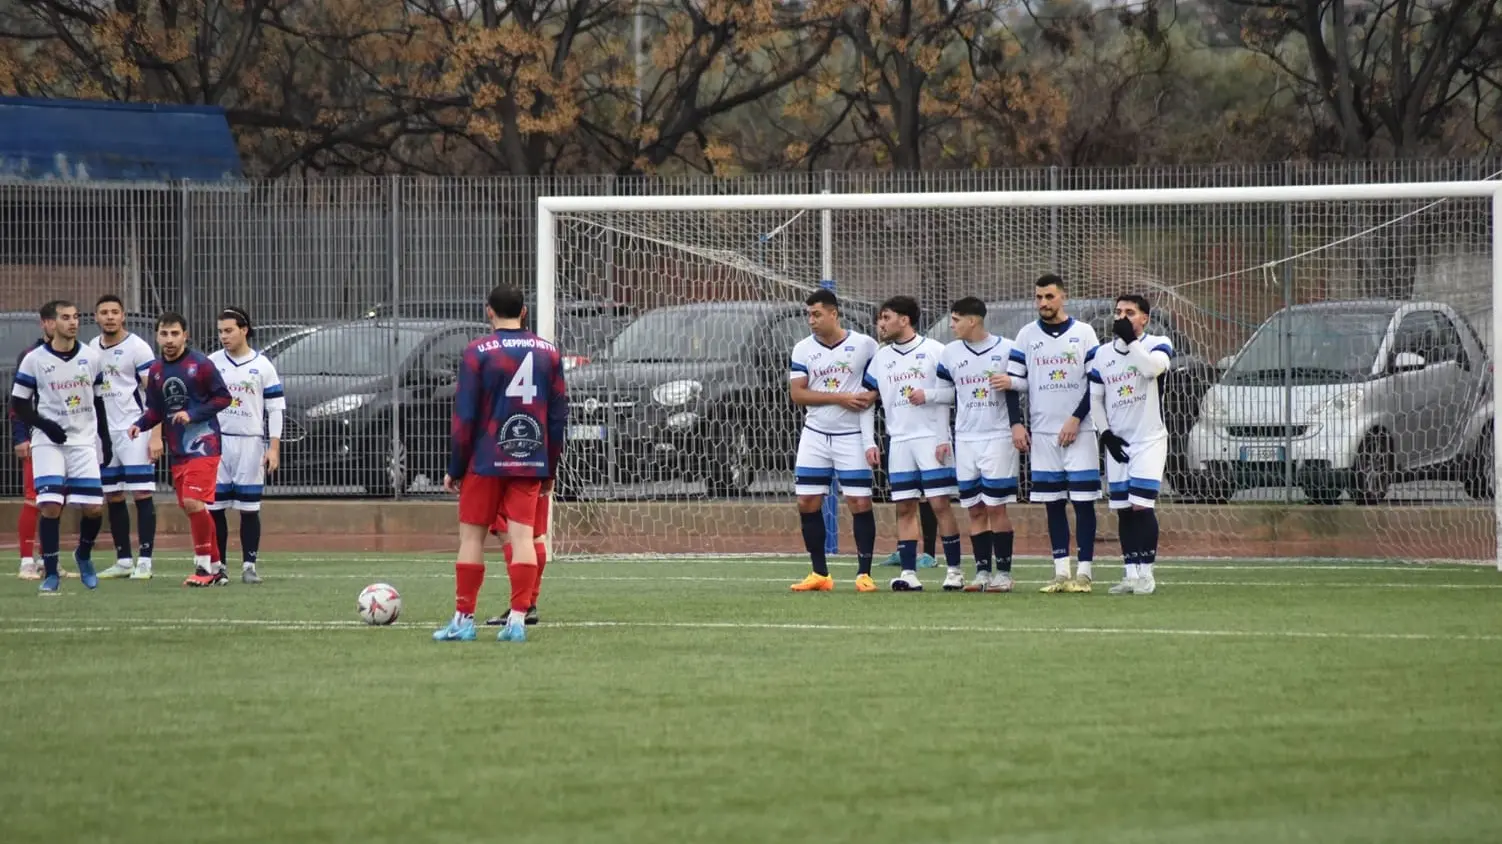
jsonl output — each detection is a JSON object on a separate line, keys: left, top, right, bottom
{"left": 135, "top": 348, "right": 233, "bottom": 459}
{"left": 448, "top": 328, "right": 568, "bottom": 480}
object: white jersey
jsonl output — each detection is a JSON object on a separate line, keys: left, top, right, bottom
{"left": 871, "top": 335, "right": 951, "bottom": 443}
{"left": 940, "top": 335, "right": 1019, "bottom": 442}
{"left": 789, "top": 330, "right": 879, "bottom": 443}
{"left": 88, "top": 332, "right": 155, "bottom": 431}
{"left": 1088, "top": 333, "right": 1174, "bottom": 444}
{"left": 209, "top": 348, "right": 287, "bottom": 438}
{"left": 1009, "top": 317, "right": 1100, "bottom": 435}
{"left": 11, "top": 343, "right": 104, "bottom": 447}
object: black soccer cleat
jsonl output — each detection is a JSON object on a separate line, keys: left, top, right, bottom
{"left": 485, "top": 606, "right": 539, "bottom": 626}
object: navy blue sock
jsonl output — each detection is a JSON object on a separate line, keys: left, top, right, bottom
{"left": 212, "top": 509, "right": 229, "bottom": 568}
{"left": 240, "top": 511, "right": 262, "bottom": 566}
{"left": 994, "top": 530, "right": 1015, "bottom": 573}
{"left": 971, "top": 530, "right": 994, "bottom": 572}
{"left": 852, "top": 510, "right": 876, "bottom": 575}
{"left": 940, "top": 533, "right": 962, "bottom": 569}
{"left": 1073, "top": 500, "right": 1097, "bottom": 563}
{"left": 1117, "top": 509, "right": 1138, "bottom": 568}
{"left": 800, "top": 511, "right": 828, "bottom": 576}
{"left": 1044, "top": 500, "right": 1071, "bottom": 560}
{"left": 78, "top": 513, "right": 102, "bottom": 559}
{"left": 134, "top": 498, "right": 156, "bottom": 559}
{"left": 39, "top": 515, "right": 60, "bottom": 577}
{"left": 898, "top": 539, "right": 918, "bottom": 572}
{"left": 919, "top": 501, "right": 938, "bottom": 557}
{"left": 1139, "top": 508, "right": 1160, "bottom": 567}
{"left": 107, "top": 499, "right": 132, "bottom": 562}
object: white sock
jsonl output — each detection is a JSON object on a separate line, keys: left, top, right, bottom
{"left": 452, "top": 611, "right": 473, "bottom": 626}
{"left": 947, "top": 565, "right": 962, "bottom": 577}
{"left": 1053, "top": 557, "right": 1071, "bottom": 578}
{"left": 20, "top": 556, "right": 34, "bottom": 569}
{"left": 115, "top": 557, "right": 133, "bottom": 567}
{"left": 508, "top": 609, "right": 527, "bottom": 627}
{"left": 1125, "top": 563, "right": 1140, "bottom": 579}
{"left": 193, "top": 554, "right": 211, "bottom": 572}
{"left": 243, "top": 561, "right": 256, "bottom": 571}
{"left": 1077, "top": 560, "right": 1093, "bottom": 579}
{"left": 136, "top": 556, "right": 152, "bottom": 570}
{"left": 1140, "top": 563, "right": 1154, "bottom": 579}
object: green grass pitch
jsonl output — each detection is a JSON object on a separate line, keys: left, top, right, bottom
{"left": 3, "top": 553, "right": 1501, "bottom": 844}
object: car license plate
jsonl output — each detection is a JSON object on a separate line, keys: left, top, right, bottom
{"left": 567, "top": 425, "right": 607, "bottom": 441}
{"left": 1238, "top": 446, "right": 1285, "bottom": 463}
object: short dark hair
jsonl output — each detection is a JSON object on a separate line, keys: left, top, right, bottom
{"left": 219, "top": 306, "right": 254, "bottom": 338}
{"left": 95, "top": 294, "right": 124, "bottom": 310}
{"left": 487, "top": 285, "right": 526, "bottom": 320}
{"left": 878, "top": 295, "right": 921, "bottom": 327}
{"left": 950, "top": 297, "right": 987, "bottom": 318}
{"left": 38, "top": 300, "right": 59, "bottom": 321}
{"left": 156, "top": 311, "right": 189, "bottom": 332}
{"left": 1036, "top": 274, "right": 1066, "bottom": 292}
{"left": 1116, "top": 293, "right": 1151, "bottom": 316}
{"left": 805, "top": 288, "right": 839, "bottom": 310}
{"left": 51, "top": 299, "right": 78, "bottom": 316}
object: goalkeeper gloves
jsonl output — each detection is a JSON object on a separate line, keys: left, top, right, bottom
{"left": 1100, "top": 429, "right": 1130, "bottom": 464}
{"left": 1112, "top": 317, "right": 1136, "bottom": 344}
{"left": 37, "top": 419, "right": 67, "bottom": 444}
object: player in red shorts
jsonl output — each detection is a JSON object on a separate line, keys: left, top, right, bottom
{"left": 433, "top": 285, "right": 567, "bottom": 644}
{"left": 483, "top": 496, "right": 550, "bottom": 627}
{"left": 128, "top": 312, "right": 233, "bottom": 586}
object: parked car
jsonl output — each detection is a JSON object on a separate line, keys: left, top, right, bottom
{"left": 362, "top": 298, "right": 636, "bottom": 370}
{"left": 1187, "top": 300, "right": 1493, "bottom": 504}
{"left": 925, "top": 297, "right": 1220, "bottom": 500}
{"left": 561, "top": 299, "right": 877, "bottom": 497}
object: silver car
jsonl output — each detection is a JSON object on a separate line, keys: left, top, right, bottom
{"left": 1186, "top": 300, "right": 1493, "bottom": 504}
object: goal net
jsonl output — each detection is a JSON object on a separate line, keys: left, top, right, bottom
{"left": 539, "top": 183, "right": 1502, "bottom": 568}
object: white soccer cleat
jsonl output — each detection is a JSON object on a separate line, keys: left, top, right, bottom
{"left": 889, "top": 570, "right": 924, "bottom": 592}
{"left": 942, "top": 568, "right": 965, "bottom": 591}
{"left": 1108, "top": 577, "right": 1139, "bottom": 595}
{"left": 97, "top": 561, "right": 135, "bottom": 579}
{"left": 129, "top": 561, "right": 153, "bottom": 580}
{"left": 1134, "top": 575, "right": 1157, "bottom": 595}
{"left": 985, "top": 571, "right": 1014, "bottom": 593}
{"left": 962, "top": 571, "right": 990, "bottom": 592}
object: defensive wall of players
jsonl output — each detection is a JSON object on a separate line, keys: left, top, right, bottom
{"left": 0, "top": 499, "right": 1489, "bottom": 561}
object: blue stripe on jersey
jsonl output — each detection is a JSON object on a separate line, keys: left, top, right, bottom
{"left": 936, "top": 363, "right": 953, "bottom": 382}
{"left": 264, "top": 385, "right": 285, "bottom": 399}
{"left": 1084, "top": 345, "right": 1098, "bottom": 362}
{"left": 14, "top": 371, "right": 36, "bottom": 387}
{"left": 1087, "top": 369, "right": 1103, "bottom": 384}
{"left": 790, "top": 361, "right": 809, "bottom": 373}
{"left": 861, "top": 373, "right": 878, "bottom": 390}
{"left": 1151, "top": 344, "right": 1174, "bottom": 357}
{"left": 134, "top": 360, "right": 152, "bottom": 372}
{"left": 1008, "top": 348, "right": 1025, "bottom": 363}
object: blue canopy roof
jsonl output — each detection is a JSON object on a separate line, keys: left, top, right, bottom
{"left": 0, "top": 96, "right": 244, "bottom": 183}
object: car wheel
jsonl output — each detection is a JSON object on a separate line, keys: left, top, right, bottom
{"left": 705, "top": 427, "right": 753, "bottom": 498}
{"left": 1349, "top": 433, "right": 1393, "bottom": 506}
{"left": 1304, "top": 486, "right": 1343, "bottom": 505}
{"left": 367, "top": 438, "right": 408, "bottom": 496}
{"left": 1463, "top": 424, "right": 1494, "bottom": 501}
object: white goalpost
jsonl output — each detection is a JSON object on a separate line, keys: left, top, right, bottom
{"left": 536, "top": 182, "right": 1502, "bottom": 570}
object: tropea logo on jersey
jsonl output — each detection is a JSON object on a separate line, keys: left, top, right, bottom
{"left": 163, "top": 376, "right": 189, "bottom": 412}
{"left": 498, "top": 413, "right": 543, "bottom": 461}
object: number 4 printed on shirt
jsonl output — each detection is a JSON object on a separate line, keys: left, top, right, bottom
{"left": 505, "top": 352, "right": 537, "bottom": 405}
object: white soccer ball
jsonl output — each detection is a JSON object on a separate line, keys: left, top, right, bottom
{"left": 357, "top": 583, "right": 402, "bottom": 626}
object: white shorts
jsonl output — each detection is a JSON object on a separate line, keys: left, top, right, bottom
{"left": 887, "top": 436, "right": 958, "bottom": 502}
{"left": 101, "top": 429, "right": 157, "bottom": 493}
{"left": 1106, "top": 436, "right": 1168, "bottom": 510}
{"left": 955, "top": 438, "right": 1019, "bottom": 507}
{"left": 30, "top": 441, "right": 104, "bottom": 507}
{"left": 209, "top": 435, "right": 266, "bottom": 512}
{"left": 793, "top": 428, "right": 873, "bottom": 497}
{"left": 1029, "top": 430, "right": 1102, "bottom": 502}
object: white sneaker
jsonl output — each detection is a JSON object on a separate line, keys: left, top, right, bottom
{"left": 129, "top": 561, "right": 154, "bottom": 580}
{"left": 962, "top": 570, "right": 991, "bottom": 592}
{"left": 1108, "top": 577, "right": 1139, "bottom": 595}
{"left": 97, "top": 560, "right": 135, "bottom": 579}
{"left": 986, "top": 571, "right": 1014, "bottom": 593}
{"left": 1134, "top": 576, "right": 1157, "bottom": 595}
{"left": 889, "top": 570, "right": 924, "bottom": 592}
{"left": 942, "top": 567, "right": 965, "bottom": 591}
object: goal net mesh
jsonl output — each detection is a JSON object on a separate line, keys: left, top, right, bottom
{"left": 547, "top": 193, "right": 1495, "bottom": 563}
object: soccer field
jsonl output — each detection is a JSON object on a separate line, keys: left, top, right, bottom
{"left": 3, "top": 554, "right": 1501, "bottom": 844}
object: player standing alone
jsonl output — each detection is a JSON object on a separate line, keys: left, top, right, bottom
{"left": 940, "top": 298, "right": 1028, "bottom": 593}
{"left": 91, "top": 294, "right": 163, "bottom": 581}
{"left": 1088, "top": 294, "right": 1173, "bottom": 595}
{"left": 208, "top": 307, "right": 286, "bottom": 584}
{"left": 435, "top": 286, "right": 568, "bottom": 645}
{"left": 870, "top": 295, "right": 966, "bottom": 591}
{"left": 1009, "top": 275, "right": 1101, "bottom": 593}
{"left": 128, "top": 313, "right": 234, "bottom": 586}
{"left": 787, "top": 289, "right": 881, "bottom": 592}
{"left": 9, "top": 300, "right": 113, "bottom": 593}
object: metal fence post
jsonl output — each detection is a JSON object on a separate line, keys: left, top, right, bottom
{"left": 389, "top": 175, "right": 403, "bottom": 500}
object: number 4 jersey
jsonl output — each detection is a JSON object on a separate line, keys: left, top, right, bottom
{"left": 449, "top": 328, "right": 570, "bottom": 480}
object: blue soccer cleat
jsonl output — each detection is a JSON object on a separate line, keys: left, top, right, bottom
{"left": 497, "top": 620, "right": 527, "bottom": 643}
{"left": 74, "top": 551, "right": 98, "bottom": 590}
{"left": 39, "top": 574, "right": 60, "bottom": 595}
{"left": 432, "top": 618, "right": 477, "bottom": 642}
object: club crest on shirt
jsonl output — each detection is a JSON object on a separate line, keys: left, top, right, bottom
{"left": 498, "top": 413, "right": 543, "bottom": 460}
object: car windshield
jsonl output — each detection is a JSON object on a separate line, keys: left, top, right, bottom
{"left": 927, "top": 306, "right": 1037, "bottom": 343}
{"left": 274, "top": 325, "right": 433, "bottom": 376}
{"left": 604, "top": 309, "right": 759, "bottom": 362}
{"left": 1226, "top": 310, "right": 1388, "bottom": 385}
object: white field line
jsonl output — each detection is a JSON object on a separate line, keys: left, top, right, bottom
{"left": 0, "top": 616, "right": 1498, "bottom": 642}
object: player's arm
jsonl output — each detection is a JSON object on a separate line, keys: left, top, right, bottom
{"left": 8, "top": 355, "right": 61, "bottom": 442}
{"left": 446, "top": 346, "right": 483, "bottom": 480}
{"left": 1087, "top": 368, "right": 1108, "bottom": 432}
{"left": 136, "top": 353, "right": 163, "bottom": 450}
{"left": 929, "top": 362, "right": 956, "bottom": 405}
{"left": 545, "top": 349, "right": 569, "bottom": 476}
{"left": 189, "top": 362, "right": 233, "bottom": 421}
{"left": 1123, "top": 336, "right": 1173, "bottom": 378}
{"left": 263, "top": 362, "right": 286, "bottom": 468}
{"left": 132, "top": 367, "right": 165, "bottom": 432}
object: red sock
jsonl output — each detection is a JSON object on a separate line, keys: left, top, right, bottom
{"left": 188, "top": 510, "right": 216, "bottom": 560}
{"left": 18, "top": 504, "right": 37, "bottom": 559}
{"left": 455, "top": 562, "right": 485, "bottom": 615}
{"left": 529, "top": 541, "right": 547, "bottom": 605}
{"left": 506, "top": 562, "right": 538, "bottom": 613}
